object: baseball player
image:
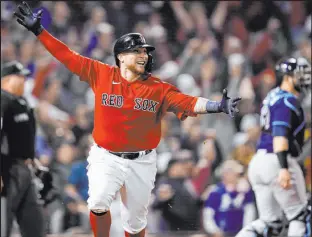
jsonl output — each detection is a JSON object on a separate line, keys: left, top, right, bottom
{"left": 235, "top": 57, "right": 311, "bottom": 237}
{"left": 14, "top": 2, "right": 241, "bottom": 237}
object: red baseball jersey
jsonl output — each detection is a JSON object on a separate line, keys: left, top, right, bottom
{"left": 38, "top": 30, "right": 198, "bottom": 151}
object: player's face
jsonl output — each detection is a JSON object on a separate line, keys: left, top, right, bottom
{"left": 121, "top": 48, "right": 148, "bottom": 74}
{"left": 288, "top": 60, "right": 312, "bottom": 94}
{"left": 295, "top": 71, "right": 311, "bottom": 94}
{"left": 288, "top": 73, "right": 311, "bottom": 95}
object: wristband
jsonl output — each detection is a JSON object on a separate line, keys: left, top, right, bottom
{"left": 34, "top": 25, "right": 44, "bottom": 36}
{"left": 276, "top": 151, "right": 288, "bottom": 169}
{"left": 206, "top": 100, "right": 221, "bottom": 113}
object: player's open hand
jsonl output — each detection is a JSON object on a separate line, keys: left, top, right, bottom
{"left": 277, "top": 169, "right": 292, "bottom": 189}
{"left": 14, "top": 1, "right": 44, "bottom": 36}
{"left": 218, "top": 89, "right": 242, "bottom": 118}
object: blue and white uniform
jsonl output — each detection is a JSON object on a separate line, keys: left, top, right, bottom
{"left": 257, "top": 87, "right": 305, "bottom": 156}
{"left": 236, "top": 87, "right": 309, "bottom": 237}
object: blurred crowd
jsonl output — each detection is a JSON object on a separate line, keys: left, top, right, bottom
{"left": 1, "top": 1, "right": 311, "bottom": 237}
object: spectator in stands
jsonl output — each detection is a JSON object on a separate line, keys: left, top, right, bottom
{"left": 50, "top": 1, "right": 71, "bottom": 40}
{"left": 152, "top": 149, "right": 212, "bottom": 232}
{"left": 103, "top": 1, "right": 130, "bottom": 39}
{"left": 19, "top": 38, "right": 36, "bottom": 77}
{"left": 89, "top": 22, "right": 115, "bottom": 65}
{"left": 35, "top": 127, "right": 53, "bottom": 167}
{"left": 231, "top": 132, "right": 256, "bottom": 169}
{"left": 71, "top": 104, "right": 93, "bottom": 146}
{"left": 48, "top": 142, "right": 77, "bottom": 233}
{"left": 64, "top": 134, "right": 92, "bottom": 233}
{"left": 202, "top": 159, "right": 256, "bottom": 237}
{"left": 81, "top": 4, "right": 106, "bottom": 56}
{"left": 239, "top": 114, "right": 261, "bottom": 148}
{"left": 180, "top": 117, "right": 203, "bottom": 162}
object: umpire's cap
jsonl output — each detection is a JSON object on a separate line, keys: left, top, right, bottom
{"left": 1, "top": 60, "right": 31, "bottom": 79}
{"left": 113, "top": 33, "right": 155, "bottom": 67}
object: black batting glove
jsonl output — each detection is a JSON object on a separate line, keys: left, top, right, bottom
{"left": 14, "top": 1, "right": 44, "bottom": 36}
{"left": 218, "top": 89, "right": 242, "bottom": 118}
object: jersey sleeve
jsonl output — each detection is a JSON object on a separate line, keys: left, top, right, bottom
{"left": 37, "top": 30, "right": 109, "bottom": 91}
{"left": 163, "top": 83, "right": 198, "bottom": 121}
{"left": 271, "top": 96, "right": 296, "bottom": 137}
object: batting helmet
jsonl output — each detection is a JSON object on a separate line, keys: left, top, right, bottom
{"left": 113, "top": 33, "right": 155, "bottom": 73}
{"left": 275, "top": 56, "right": 311, "bottom": 93}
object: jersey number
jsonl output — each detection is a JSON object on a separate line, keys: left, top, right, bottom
{"left": 260, "top": 105, "right": 270, "bottom": 130}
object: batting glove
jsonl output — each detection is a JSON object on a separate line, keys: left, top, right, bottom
{"left": 14, "top": 1, "right": 44, "bottom": 36}
{"left": 218, "top": 89, "right": 242, "bottom": 118}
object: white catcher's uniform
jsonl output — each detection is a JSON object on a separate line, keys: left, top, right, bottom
{"left": 249, "top": 150, "right": 307, "bottom": 222}
{"left": 86, "top": 144, "right": 157, "bottom": 234}
{"left": 235, "top": 150, "right": 308, "bottom": 237}
{"left": 236, "top": 88, "right": 309, "bottom": 237}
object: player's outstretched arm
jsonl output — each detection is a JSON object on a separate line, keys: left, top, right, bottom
{"left": 165, "top": 87, "right": 241, "bottom": 120}
{"left": 14, "top": 2, "right": 99, "bottom": 85}
{"left": 196, "top": 89, "right": 242, "bottom": 118}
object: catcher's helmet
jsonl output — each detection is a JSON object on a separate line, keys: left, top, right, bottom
{"left": 113, "top": 33, "right": 155, "bottom": 73}
{"left": 275, "top": 56, "right": 311, "bottom": 93}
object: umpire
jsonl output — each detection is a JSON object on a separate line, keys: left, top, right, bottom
{"left": 1, "top": 61, "right": 46, "bottom": 237}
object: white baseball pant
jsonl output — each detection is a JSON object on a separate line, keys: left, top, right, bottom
{"left": 86, "top": 144, "right": 157, "bottom": 234}
{"left": 236, "top": 149, "right": 308, "bottom": 237}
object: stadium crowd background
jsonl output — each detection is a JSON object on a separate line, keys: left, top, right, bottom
{"left": 1, "top": 1, "right": 311, "bottom": 237}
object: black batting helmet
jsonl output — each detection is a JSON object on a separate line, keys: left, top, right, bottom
{"left": 113, "top": 33, "right": 155, "bottom": 73}
{"left": 275, "top": 56, "right": 311, "bottom": 93}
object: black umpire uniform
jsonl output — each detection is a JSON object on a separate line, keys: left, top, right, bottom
{"left": 1, "top": 61, "right": 46, "bottom": 237}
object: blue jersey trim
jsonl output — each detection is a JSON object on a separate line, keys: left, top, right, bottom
{"left": 293, "top": 121, "right": 306, "bottom": 136}
{"left": 268, "top": 88, "right": 294, "bottom": 106}
{"left": 284, "top": 97, "right": 300, "bottom": 116}
{"left": 273, "top": 126, "right": 288, "bottom": 136}
{"left": 272, "top": 121, "right": 291, "bottom": 127}
{"left": 270, "top": 94, "right": 285, "bottom": 106}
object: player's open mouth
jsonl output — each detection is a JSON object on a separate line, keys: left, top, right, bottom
{"left": 136, "top": 61, "right": 145, "bottom": 66}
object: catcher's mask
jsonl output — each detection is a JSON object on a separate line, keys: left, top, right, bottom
{"left": 113, "top": 33, "right": 155, "bottom": 74}
{"left": 275, "top": 57, "right": 311, "bottom": 94}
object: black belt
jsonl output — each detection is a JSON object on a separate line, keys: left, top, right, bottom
{"left": 97, "top": 145, "right": 152, "bottom": 160}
